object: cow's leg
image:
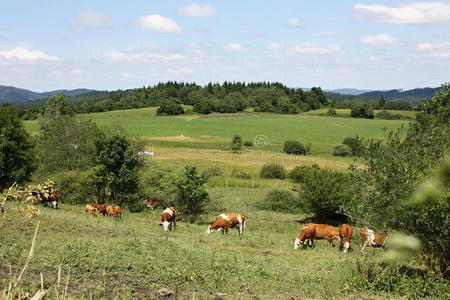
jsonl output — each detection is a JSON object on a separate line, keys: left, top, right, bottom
{"left": 224, "top": 226, "right": 229, "bottom": 234}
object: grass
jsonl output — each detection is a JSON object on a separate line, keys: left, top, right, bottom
{"left": 0, "top": 188, "right": 389, "bottom": 299}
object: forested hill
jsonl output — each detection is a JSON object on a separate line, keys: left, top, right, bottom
{"left": 0, "top": 85, "right": 95, "bottom": 102}
{"left": 359, "top": 87, "right": 440, "bottom": 104}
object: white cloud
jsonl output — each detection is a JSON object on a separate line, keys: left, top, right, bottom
{"left": 105, "top": 51, "right": 185, "bottom": 62}
{"left": 0, "top": 47, "right": 58, "bottom": 61}
{"left": 416, "top": 42, "right": 450, "bottom": 58}
{"left": 71, "top": 69, "right": 85, "bottom": 75}
{"left": 267, "top": 43, "right": 281, "bottom": 50}
{"left": 137, "top": 14, "right": 182, "bottom": 34}
{"left": 288, "top": 43, "right": 341, "bottom": 54}
{"left": 354, "top": 2, "right": 450, "bottom": 24}
{"left": 289, "top": 18, "right": 301, "bottom": 27}
{"left": 166, "top": 68, "right": 195, "bottom": 76}
{"left": 178, "top": 4, "right": 216, "bottom": 18}
{"left": 368, "top": 56, "right": 381, "bottom": 62}
{"left": 74, "top": 10, "right": 112, "bottom": 30}
{"left": 225, "top": 43, "right": 248, "bottom": 52}
{"left": 121, "top": 72, "right": 132, "bottom": 78}
{"left": 360, "top": 34, "right": 397, "bottom": 45}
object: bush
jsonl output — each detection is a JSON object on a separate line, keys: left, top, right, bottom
{"left": 299, "top": 166, "right": 353, "bottom": 218}
{"left": 375, "top": 110, "right": 411, "bottom": 120}
{"left": 156, "top": 103, "right": 184, "bottom": 115}
{"left": 52, "top": 170, "right": 94, "bottom": 205}
{"left": 244, "top": 141, "right": 254, "bottom": 147}
{"left": 326, "top": 108, "right": 337, "bottom": 116}
{"left": 333, "top": 144, "right": 352, "bottom": 157}
{"left": 288, "top": 165, "right": 319, "bottom": 183}
{"left": 231, "top": 169, "right": 251, "bottom": 179}
{"left": 202, "top": 167, "right": 223, "bottom": 179}
{"left": 258, "top": 189, "right": 301, "bottom": 212}
{"left": 283, "top": 141, "right": 306, "bottom": 155}
{"left": 231, "top": 134, "right": 243, "bottom": 153}
{"left": 342, "top": 136, "right": 364, "bottom": 156}
{"left": 260, "top": 163, "right": 286, "bottom": 179}
{"left": 351, "top": 103, "right": 374, "bottom": 119}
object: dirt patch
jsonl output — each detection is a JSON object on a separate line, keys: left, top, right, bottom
{"left": 141, "top": 135, "right": 219, "bottom": 142}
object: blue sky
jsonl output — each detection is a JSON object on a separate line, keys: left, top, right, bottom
{"left": 0, "top": 0, "right": 449, "bottom": 91}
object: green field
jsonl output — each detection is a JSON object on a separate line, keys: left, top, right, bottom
{"left": 24, "top": 108, "right": 407, "bottom": 155}
{"left": 1, "top": 189, "right": 388, "bottom": 299}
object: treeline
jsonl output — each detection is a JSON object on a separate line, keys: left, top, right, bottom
{"left": 14, "top": 82, "right": 330, "bottom": 119}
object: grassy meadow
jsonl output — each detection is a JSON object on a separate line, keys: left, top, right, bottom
{"left": 1, "top": 188, "right": 388, "bottom": 299}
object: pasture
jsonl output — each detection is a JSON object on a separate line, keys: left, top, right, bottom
{"left": 0, "top": 188, "right": 386, "bottom": 299}
{"left": 23, "top": 108, "right": 407, "bottom": 155}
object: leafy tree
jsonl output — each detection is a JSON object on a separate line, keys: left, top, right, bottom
{"left": 283, "top": 141, "right": 306, "bottom": 155}
{"left": 351, "top": 102, "right": 374, "bottom": 119}
{"left": 377, "top": 96, "right": 386, "bottom": 109}
{"left": 288, "top": 165, "right": 319, "bottom": 183}
{"left": 260, "top": 163, "right": 286, "bottom": 179}
{"left": 0, "top": 104, "right": 36, "bottom": 189}
{"left": 175, "top": 165, "right": 209, "bottom": 221}
{"left": 193, "top": 98, "right": 213, "bottom": 114}
{"left": 156, "top": 102, "right": 184, "bottom": 115}
{"left": 342, "top": 136, "right": 364, "bottom": 156}
{"left": 259, "top": 189, "right": 301, "bottom": 212}
{"left": 231, "top": 134, "right": 243, "bottom": 153}
{"left": 92, "top": 135, "right": 142, "bottom": 204}
{"left": 44, "top": 92, "right": 71, "bottom": 118}
{"left": 333, "top": 144, "right": 352, "bottom": 157}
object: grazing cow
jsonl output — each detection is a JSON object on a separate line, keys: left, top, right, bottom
{"left": 84, "top": 204, "right": 99, "bottom": 216}
{"left": 294, "top": 223, "right": 340, "bottom": 249}
{"left": 48, "top": 192, "right": 59, "bottom": 209}
{"left": 91, "top": 203, "right": 107, "bottom": 215}
{"left": 360, "top": 229, "right": 388, "bottom": 250}
{"left": 143, "top": 200, "right": 160, "bottom": 210}
{"left": 112, "top": 206, "right": 122, "bottom": 218}
{"left": 160, "top": 207, "right": 180, "bottom": 231}
{"left": 207, "top": 213, "right": 246, "bottom": 235}
{"left": 339, "top": 224, "right": 353, "bottom": 253}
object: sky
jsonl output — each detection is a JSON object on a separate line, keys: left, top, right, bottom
{"left": 0, "top": 0, "right": 449, "bottom": 91}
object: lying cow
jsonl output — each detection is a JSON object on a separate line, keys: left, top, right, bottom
{"left": 84, "top": 204, "right": 100, "bottom": 216}
{"left": 294, "top": 223, "right": 340, "bottom": 249}
{"left": 160, "top": 207, "right": 181, "bottom": 231}
{"left": 339, "top": 224, "right": 353, "bottom": 253}
{"left": 207, "top": 213, "right": 246, "bottom": 235}
{"left": 31, "top": 191, "right": 59, "bottom": 209}
{"left": 143, "top": 200, "right": 160, "bottom": 210}
{"left": 360, "top": 229, "right": 388, "bottom": 250}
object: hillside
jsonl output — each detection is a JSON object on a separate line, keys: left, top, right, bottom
{"left": 360, "top": 87, "right": 440, "bottom": 103}
{"left": 0, "top": 85, "right": 95, "bottom": 102}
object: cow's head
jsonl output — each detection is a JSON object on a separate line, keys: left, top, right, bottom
{"left": 294, "top": 238, "right": 301, "bottom": 249}
{"left": 51, "top": 200, "right": 58, "bottom": 209}
{"left": 160, "top": 221, "right": 172, "bottom": 231}
{"left": 206, "top": 225, "right": 213, "bottom": 234}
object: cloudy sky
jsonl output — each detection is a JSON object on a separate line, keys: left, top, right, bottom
{"left": 0, "top": 0, "right": 449, "bottom": 91}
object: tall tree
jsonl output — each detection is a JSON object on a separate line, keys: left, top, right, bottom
{"left": 0, "top": 104, "right": 36, "bottom": 189}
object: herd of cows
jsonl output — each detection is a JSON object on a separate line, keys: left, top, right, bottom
{"left": 48, "top": 197, "right": 388, "bottom": 252}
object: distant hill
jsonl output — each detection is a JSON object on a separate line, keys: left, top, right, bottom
{"left": 327, "top": 88, "right": 372, "bottom": 96}
{"left": 360, "top": 87, "right": 440, "bottom": 104}
{"left": 0, "top": 85, "right": 96, "bottom": 102}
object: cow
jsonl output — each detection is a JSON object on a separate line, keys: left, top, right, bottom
{"left": 48, "top": 192, "right": 59, "bottom": 209}
{"left": 84, "top": 204, "right": 99, "bottom": 216}
{"left": 160, "top": 207, "right": 181, "bottom": 231}
{"left": 112, "top": 206, "right": 122, "bottom": 219}
{"left": 339, "top": 224, "right": 353, "bottom": 253}
{"left": 143, "top": 200, "right": 160, "bottom": 210}
{"left": 360, "top": 229, "right": 388, "bottom": 250}
{"left": 91, "top": 203, "right": 107, "bottom": 215}
{"left": 207, "top": 213, "right": 246, "bottom": 236}
{"left": 294, "top": 223, "right": 340, "bottom": 249}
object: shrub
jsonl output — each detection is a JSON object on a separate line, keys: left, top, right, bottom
{"left": 375, "top": 110, "right": 411, "bottom": 120}
{"left": 288, "top": 165, "right": 319, "bottom": 183}
{"left": 351, "top": 103, "right": 374, "bottom": 119}
{"left": 258, "top": 189, "right": 301, "bottom": 212}
{"left": 260, "top": 163, "right": 286, "bottom": 179}
{"left": 52, "top": 170, "right": 99, "bottom": 205}
{"left": 342, "top": 136, "right": 364, "bottom": 156}
{"left": 299, "top": 166, "right": 353, "bottom": 218}
{"left": 326, "top": 108, "right": 337, "bottom": 116}
{"left": 231, "top": 169, "right": 251, "bottom": 179}
{"left": 156, "top": 103, "right": 184, "bottom": 115}
{"left": 231, "top": 134, "right": 243, "bottom": 153}
{"left": 202, "top": 167, "right": 223, "bottom": 179}
{"left": 283, "top": 141, "right": 306, "bottom": 155}
{"left": 333, "top": 144, "right": 352, "bottom": 157}
{"left": 244, "top": 141, "right": 254, "bottom": 147}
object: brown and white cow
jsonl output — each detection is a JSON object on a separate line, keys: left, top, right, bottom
{"left": 48, "top": 192, "right": 59, "bottom": 209}
{"left": 360, "top": 229, "right": 388, "bottom": 250}
{"left": 85, "top": 204, "right": 99, "bottom": 216}
{"left": 339, "top": 224, "right": 353, "bottom": 253}
{"left": 91, "top": 203, "right": 107, "bottom": 215}
{"left": 105, "top": 205, "right": 122, "bottom": 219}
{"left": 143, "top": 200, "right": 160, "bottom": 210}
{"left": 207, "top": 213, "right": 246, "bottom": 235}
{"left": 160, "top": 207, "right": 181, "bottom": 231}
{"left": 294, "top": 223, "right": 340, "bottom": 249}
